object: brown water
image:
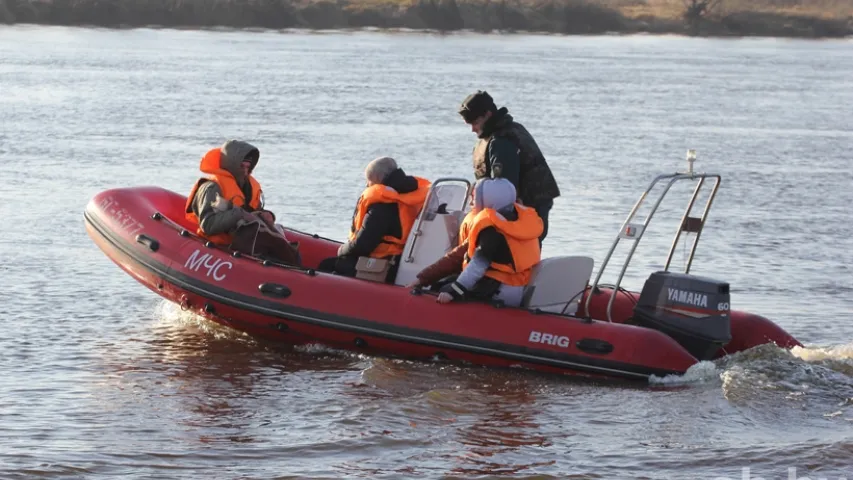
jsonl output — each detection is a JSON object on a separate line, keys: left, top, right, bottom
{"left": 2, "top": 26, "right": 853, "bottom": 479}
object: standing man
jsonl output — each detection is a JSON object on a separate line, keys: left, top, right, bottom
{"left": 457, "top": 90, "right": 561, "bottom": 245}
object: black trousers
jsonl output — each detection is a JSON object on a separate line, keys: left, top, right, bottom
{"left": 534, "top": 199, "right": 553, "bottom": 246}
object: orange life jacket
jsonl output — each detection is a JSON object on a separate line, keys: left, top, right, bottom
{"left": 349, "top": 177, "right": 431, "bottom": 258}
{"left": 185, "top": 148, "right": 263, "bottom": 245}
{"left": 463, "top": 204, "right": 543, "bottom": 287}
{"left": 459, "top": 210, "right": 477, "bottom": 245}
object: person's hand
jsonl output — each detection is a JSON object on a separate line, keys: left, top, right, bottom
{"left": 436, "top": 292, "right": 453, "bottom": 304}
{"left": 406, "top": 278, "right": 423, "bottom": 290}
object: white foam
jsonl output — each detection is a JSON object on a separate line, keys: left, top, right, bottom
{"left": 294, "top": 342, "right": 340, "bottom": 355}
{"left": 649, "top": 361, "right": 720, "bottom": 385}
{"left": 150, "top": 299, "right": 246, "bottom": 340}
{"left": 152, "top": 299, "right": 198, "bottom": 326}
{"left": 791, "top": 343, "right": 853, "bottom": 362}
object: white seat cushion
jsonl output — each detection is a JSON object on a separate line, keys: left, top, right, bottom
{"left": 522, "top": 256, "right": 595, "bottom": 315}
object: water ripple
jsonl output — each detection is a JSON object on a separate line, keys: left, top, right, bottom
{"left": 2, "top": 27, "right": 853, "bottom": 479}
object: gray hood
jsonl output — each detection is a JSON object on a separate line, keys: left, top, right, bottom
{"left": 473, "top": 178, "right": 516, "bottom": 213}
{"left": 220, "top": 140, "right": 259, "bottom": 182}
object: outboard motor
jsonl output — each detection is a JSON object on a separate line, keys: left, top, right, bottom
{"left": 632, "top": 271, "right": 731, "bottom": 361}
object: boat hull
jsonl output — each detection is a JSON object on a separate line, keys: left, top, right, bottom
{"left": 84, "top": 186, "right": 801, "bottom": 381}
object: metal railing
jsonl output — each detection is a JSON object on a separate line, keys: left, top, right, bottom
{"left": 584, "top": 151, "right": 722, "bottom": 322}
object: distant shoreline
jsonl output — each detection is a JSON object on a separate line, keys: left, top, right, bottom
{"left": 2, "top": 0, "right": 851, "bottom": 39}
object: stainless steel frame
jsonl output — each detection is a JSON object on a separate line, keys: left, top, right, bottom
{"left": 583, "top": 155, "right": 722, "bottom": 322}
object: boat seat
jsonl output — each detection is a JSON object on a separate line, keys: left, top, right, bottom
{"left": 521, "top": 256, "right": 595, "bottom": 315}
{"left": 394, "top": 182, "right": 470, "bottom": 287}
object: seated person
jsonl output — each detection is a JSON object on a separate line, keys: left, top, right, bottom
{"left": 318, "top": 156, "right": 430, "bottom": 282}
{"left": 185, "top": 140, "right": 300, "bottom": 266}
{"left": 410, "top": 178, "right": 543, "bottom": 307}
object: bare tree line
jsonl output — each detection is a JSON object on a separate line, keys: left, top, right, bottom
{"left": 683, "top": 0, "right": 721, "bottom": 33}
{"left": 1, "top": 0, "right": 849, "bottom": 37}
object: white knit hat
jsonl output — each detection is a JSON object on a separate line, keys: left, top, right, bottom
{"left": 364, "top": 156, "right": 398, "bottom": 184}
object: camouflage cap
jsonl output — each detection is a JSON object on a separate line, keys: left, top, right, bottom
{"left": 458, "top": 90, "right": 497, "bottom": 123}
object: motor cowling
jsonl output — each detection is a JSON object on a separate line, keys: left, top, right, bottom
{"left": 632, "top": 271, "right": 731, "bottom": 361}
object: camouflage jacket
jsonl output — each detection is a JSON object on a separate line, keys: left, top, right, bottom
{"left": 472, "top": 109, "right": 561, "bottom": 206}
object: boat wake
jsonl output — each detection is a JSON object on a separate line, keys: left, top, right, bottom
{"left": 651, "top": 341, "right": 853, "bottom": 421}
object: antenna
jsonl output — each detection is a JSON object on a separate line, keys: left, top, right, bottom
{"left": 686, "top": 149, "right": 697, "bottom": 176}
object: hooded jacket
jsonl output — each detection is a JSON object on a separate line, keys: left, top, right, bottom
{"left": 415, "top": 178, "right": 518, "bottom": 285}
{"left": 464, "top": 178, "right": 531, "bottom": 271}
{"left": 439, "top": 178, "right": 542, "bottom": 304}
{"left": 338, "top": 168, "right": 424, "bottom": 258}
{"left": 187, "top": 140, "right": 262, "bottom": 237}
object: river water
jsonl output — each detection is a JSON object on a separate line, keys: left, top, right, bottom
{"left": 2, "top": 25, "right": 852, "bottom": 479}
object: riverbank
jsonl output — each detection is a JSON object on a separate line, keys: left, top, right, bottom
{"left": 2, "top": 0, "right": 851, "bottom": 38}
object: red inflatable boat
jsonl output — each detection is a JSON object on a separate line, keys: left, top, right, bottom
{"left": 84, "top": 164, "right": 801, "bottom": 382}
